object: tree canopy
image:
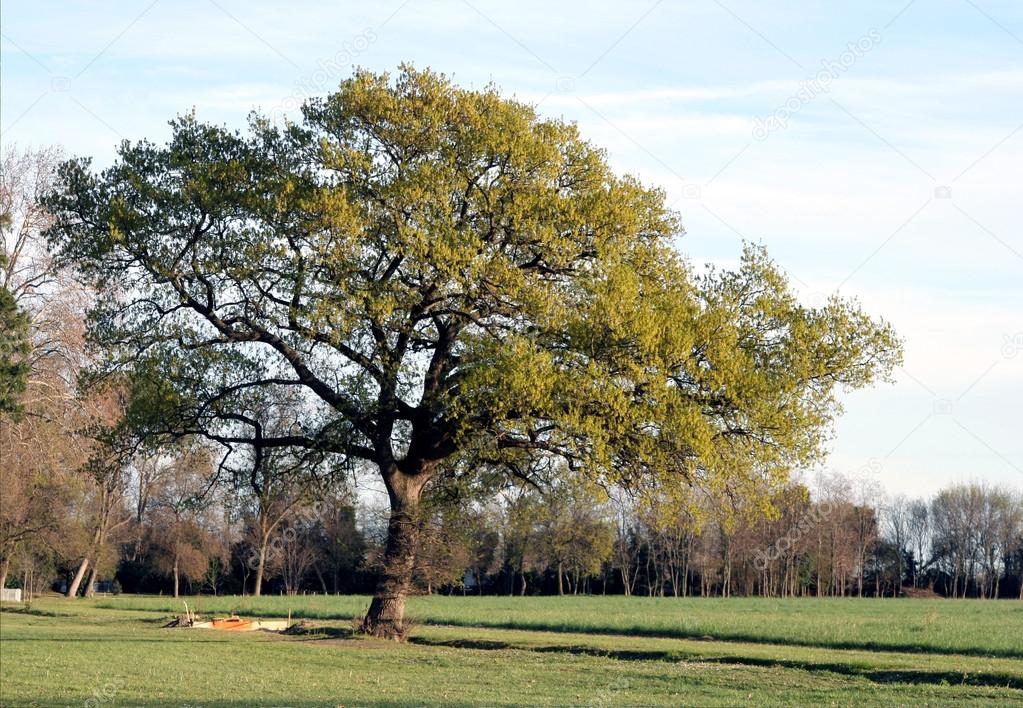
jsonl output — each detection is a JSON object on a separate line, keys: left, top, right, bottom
{"left": 45, "top": 65, "right": 902, "bottom": 635}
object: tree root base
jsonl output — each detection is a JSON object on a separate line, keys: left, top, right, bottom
{"left": 355, "top": 615, "right": 416, "bottom": 641}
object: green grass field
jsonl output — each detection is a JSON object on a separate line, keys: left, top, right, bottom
{"left": 2, "top": 595, "right": 1021, "bottom": 706}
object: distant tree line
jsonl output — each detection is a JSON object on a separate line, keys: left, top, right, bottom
{"left": 399, "top": 474, "right": 1023, "bottom": 600}
{"left": 6, "top": 413, "right": 1022, "bottom": 600}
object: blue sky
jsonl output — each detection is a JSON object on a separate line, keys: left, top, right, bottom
{"left": 2, "top": 0, "right": 1021, "bottom": 498}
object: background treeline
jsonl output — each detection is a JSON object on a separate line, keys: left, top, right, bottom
{"left": 2, "top": 145, "right": 1021, "bottom": 602}
{"left": 4, "top": 428, "right": 1022, "bottom": 600}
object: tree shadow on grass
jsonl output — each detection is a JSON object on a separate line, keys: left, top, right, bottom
{"left": 280, "top": 624, "right": 355, "bottom": 640}
{"left": 427, "top": 618, "right": 1023, "bottom": 660}
{"left": 410, "top": 637, "right": 1023, "bottom": 690}
{"left": 83, "top": 604, "right": 1023, "bottom": 660}
{"left": 57, "top": 702, "right": 468, "bottom": 708}
{"left": 0, "top": 606, "right": 73, "bottom": 618}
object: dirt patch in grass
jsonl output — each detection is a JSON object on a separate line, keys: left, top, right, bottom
{"left": 270, "top": 620, "right": 394, "bottom": 649}
{"left": 901, "top": 587, "right": 944, "bottom": 599}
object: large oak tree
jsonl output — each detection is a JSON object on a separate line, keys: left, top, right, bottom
{"left": 46, "top": 65, "right": 900, "bottom": 637}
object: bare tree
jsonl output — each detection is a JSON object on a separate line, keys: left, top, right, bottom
{"left": 147, "top": 445, "right": 220, "bottom": 597}
{"left": 1, "top": 145, "right": 63, "bottom": 303}
{"left": 881, "top": 494, "right": 910, "bottom": 593}
{"left": 1, "top": 144, "right": 110, "bottom": 594}
{"left": 906, "top": 499, "right": 930, "bottom": 588}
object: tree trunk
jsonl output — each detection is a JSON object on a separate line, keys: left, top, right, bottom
{"left": 83, "top": 562, "right": 99, "bottom": 598}
{"left": 173, "top": 554, "right": 180, "bottom": 598}
{"left": 313, "top": 563, "right": 328, "bottom": 594}
{"left": 557, "top": 562, "right": 564, "bottom": 595}
{"left": 253, "top": 534, "right": 270, "bottom": 597}
{"left": 0, "top": 555, "right": 10, "bottom": 590}
{"left": 361, "top": 466, "right": 429, "bottom": 639}
{"left": 66, "top": 557, "right": 90, "bottom": 598}
{"left": 239, "top": 561, "right": 250, "bottom": 596}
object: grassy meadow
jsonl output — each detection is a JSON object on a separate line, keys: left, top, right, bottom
{"left": 1, "top": 594, "right": 1021, "bottom": 706}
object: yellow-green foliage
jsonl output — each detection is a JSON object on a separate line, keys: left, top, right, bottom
{"left": 47, "top": 66, "right": 902, "bottom": 516}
